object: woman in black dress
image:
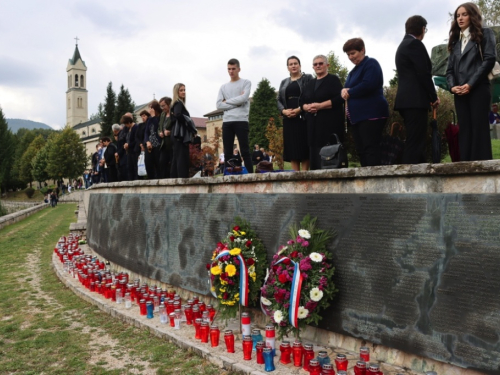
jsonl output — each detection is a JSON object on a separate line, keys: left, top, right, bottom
{"left": 170, "top": 83, "right": 192, "bottom": 178}
{"left": 144, "top": 100, "right": 162, "bottom": 179}
{"left": 277, "top": 56, "right": 313, "bottom": 171}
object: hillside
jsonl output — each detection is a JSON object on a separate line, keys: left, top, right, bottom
{"left": 7, "top": 118, "right": 54, "bottom": 133}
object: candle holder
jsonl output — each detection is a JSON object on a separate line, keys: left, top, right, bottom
{"left": 335, "top": 354, "right": 348, "bottom": 371}
{"left": 251, "top": 329, "right": 263, "bottom": 351}
{"left": 256, "top": 341, "right": 265, "bottom": 364}
{"left": 360, "top": 346, "right": 370, "bottom": 362}
{"left": 354, "top": 361, "right": 367, "bottom": 375}
{"left": 279, "top": 341, "right": 291, "bottom": 364}
{"left": 210, "top": 325, "right": 220, "bottom": 347}
{"left": 263, "top": 347, "right": 275, "bottom": 372}
{"left": 200, "top": 322, "right": 210, "bottom": 343}
{"left": 174, "top": 309, "right": 181, "bottom": 330}
{"left": 146, "top": 301, "right": 154, "bottom": 319}
{"left": 139, "top": 299, "right": 147, "bottom": 316}
{"left": 368, "top": 363, "right": 382, "bottom": 375}
{"left": 184, "top": 305, "right": 193, "bottom": 325}
{"left": 316, "top": 350, "right": 331, "bottom": 367}
{"left": 224, "top": 329, "right": 235, "bottom": 353}
{"left": 169, "top": 313, "right": 176, "bottom": 327}
{"left": 308, "top": 359, "right": 321, "bottom": 375}
{"left": 322, "top": 363, "right": 335, "bottom": 374}
{"left": 241, "top": 312, "right": 251, "bottom": 336}
{"left": 292, "top": 341, "right": 303, "bottom": 367}
{"left": 194, "top": 318, "right": 203, "bottom": 340}
{"left": 159, "top": 304, "right": 167, "bottom": 324}
{"left": 265, "top": 324, "right": 276, "bottom": 357}
{"left": 242, "top": 335, "right": 253, "bottom": 360}
{"left": 303, "top": 344, "right": 314, "bottom": 371}
{"left": 124, "top": 293, "right": 132, "bottom": 309}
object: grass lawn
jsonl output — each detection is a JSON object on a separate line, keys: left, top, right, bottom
{"left": 0, "top": 204, "right": 222, "bottom": 374}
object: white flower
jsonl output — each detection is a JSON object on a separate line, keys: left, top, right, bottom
{"left": 310, "top": 287, "right": 324, "bottom": 302}
{"left": 277, "top": 246, "right": 288, "bottom": 255}
{"left": 298, "top": 306, "right": 309, "bottom": 319}
{"left": 309, "top": 252, "right": 323, "bottom": 262}
{"left": 261, "top": 296, "right": 272, "bottom": 306}
{"left": 274, "top": 310, "right": 284, "bottom": 324}
{"left": 298, "top": 229, "right": 311, "bottom": 239}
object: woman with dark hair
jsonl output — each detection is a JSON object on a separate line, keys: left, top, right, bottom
{"left": 300, "top": 55, "right": 344, "bottom": 170}
{"left": 341, "top": 38, "right": 389, "bottom": 166}
{"left": 446, "top": 2, "right": 497, "bottom": 161}
{"left": 277, "top": 56, "right": 313, "bottom": 171}
{"left": 144, "top": 100, "right": 162, "bottom": 178}
{"left": 158, "top": 97, "right": 173, "bottom": 178}
{"left": 170, "top": 83, "right": 195, "bottom": 178}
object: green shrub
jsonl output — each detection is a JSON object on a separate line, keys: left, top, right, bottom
{"left": 24, "top": 187, "right": 35, "bottom": 199}
{"left": 40, "top": 187, "right": 49, "bottom": 195}
{"left": 0, "top": 201, "right": 7, "bottom": 217}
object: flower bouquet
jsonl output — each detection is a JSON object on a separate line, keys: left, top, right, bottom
{"left": 208, "top": 217, "right": 268, "bottom": 319}
{"left": 260, "top": 215, "right": 337, "bottom": 339}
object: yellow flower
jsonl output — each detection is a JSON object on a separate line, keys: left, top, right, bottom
{"left": 211, "top": 250, "right": 217, "bottom": 260}
{"left": 234, "top": 293, "right": 239, "bottom": 298}
{"left": 220, "top": 280, "right": 228, "bottom": 285}
{"left": 240, "top": 231, "right": 246, "bottom": 235}
{"left": 250, "top": 272, "right": 256, "bottom": 282}
{"left": 229, "top": 248, "right": 241, "bottom": 256}
{"left": 211, "top": 266, "right": 222, "bottom": 275}
{"left": 219, "top": 287, "right": 226, "bottom": 292}
{"left": 233, "top": 230, "right": 240, "bottom": 236}
{"left": 248, "top": 265, "right": 255, "bottom": 274}
{"left": 225, "top": 264, "right": 237, "bottom": 277}
{"left": 211, "top": 286, "right": 215, "bottom": 292}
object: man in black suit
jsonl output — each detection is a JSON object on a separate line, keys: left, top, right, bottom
{"left": 101, "top": 137, "right": 118, "bottom": 183}
{"left": 395, "top": 15, "right": 440, "bottom": 164}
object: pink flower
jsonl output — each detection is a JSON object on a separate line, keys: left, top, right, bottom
{"left": 305, "top": 300, "right": 318, "bottom": 311}
{"left": 287, "top": 240, "right": 295, "bottom": 245}
{"left": 301, "top": 241, "right": 309, "bottom": 247}
{"left": 299, "top": 258, "right": 312, "bottom": 272}
{"left": 296, "top": 236, "right": 303, "bottom": 243}
{"left": 234, "top": 259, "right": 240, "bottom": 266}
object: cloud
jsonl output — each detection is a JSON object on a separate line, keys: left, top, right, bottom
{"left": 248, "top": 45, "right": 275, "bottom": 59}
{"left": 0, "top": 57, "right": 44, "bottom": 87}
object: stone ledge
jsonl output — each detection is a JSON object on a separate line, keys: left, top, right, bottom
{"left": 0, "top": 203, "right": 48, "bottom": 230}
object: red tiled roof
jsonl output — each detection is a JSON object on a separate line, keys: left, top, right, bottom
{"left": 192, "top": 117, "right": 206, "bottom": 128}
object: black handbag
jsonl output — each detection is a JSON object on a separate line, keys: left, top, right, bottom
{"left": 319, "top": 133, "right": 348, "bottom": 169}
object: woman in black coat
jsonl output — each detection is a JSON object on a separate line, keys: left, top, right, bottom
{"left": 277, "top": 56, "right": 313, "bottom": 171}
{"left": 300, "top": 55, "right": 345, "bottom": 170}
{"left": 446, "top": 2, "right": 497, "bottom": 161}
{"left": 170, "top": 83, "right": 192, "bottom": 178}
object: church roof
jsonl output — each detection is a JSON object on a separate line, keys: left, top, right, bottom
{"left": 73, "top": 117, "right": 101, "bottom": 130}
{"left": 69, "top": 45, "right": 86, "bottom": 67}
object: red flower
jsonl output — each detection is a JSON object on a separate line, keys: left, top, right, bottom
{"left": 220, "top": 272, "right": 228, "bottom": 281}
{"left": 233, "top": 226, "right": 240, "bottom": 231}
{"left": 278, "top": 274, "right": 288, "bottom": 283}
{"left": 282, "top": 258, "right": 291, "bottom": 265}
{"left": 245, "top": 240, "right": 252, "bottom": 247}
{"left": 223, "top": 292, "right": 229, "bottom": 300}
{"left": 290, "top": 251, "right": 299, "bottom": 258}
{"left": 230, "top": 236, "right": 235, "bottom": 242}
{"left": 217, "top": 242, "right": 224, "bottom": 249}
{"left": 246, "top": 258, "right": 255, "bottom": 266}
{"left": 206, "top": 263, "right": 211, "bottom": 270}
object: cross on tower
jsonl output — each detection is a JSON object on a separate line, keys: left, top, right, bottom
{"left": 153, "top": 93, "right": 155, "bottom": 99}
{"left": 74, "top": 36, "right": 79, "bottom": 45}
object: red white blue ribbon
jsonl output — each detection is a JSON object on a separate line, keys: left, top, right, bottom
{"left": 210, "top": 250, "right": 249, "bottom": 307}
{"left": 262, "top": 256, "right": 303, "bottom": 328}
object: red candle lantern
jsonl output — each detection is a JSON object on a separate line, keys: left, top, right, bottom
{"left": 199, "top": 302, "right": 206, "bottom": 312}
{"left": 200, "top": 322, "right": 210, "bottom": 343}
{"left": 210, "top": 325, "right": 220, "bottom": 347}
{"left": 279, "top": 341, "right": 291, "bottom": 364}
{"left": 167, "top": 299, "right": 174, "bottom": 315}
{"left": 184, "top": 305, "right": 193, "bottom": 325}
{"left": 308, "top": 359, "right": 321, "bottom": 375}
{"left": 207, "top": 304, "right": 216, "bottom": 322}
{"left": 194, "top": 318, "right": 203, "bottom": 340}
{"left": 241, "top": 312, "right": 251, "bottom": 336}
{"left": 187, "top": 299, "right": 194, "bottom": 307}
{"left": 242, "top": 335, "right": 253, "bottom": 360}
{"left": 292, "top": 341, "right": 303, "bottom": 367}
{"left": 303, "top": 344, "right": 315, "bottom": 371}
{"left": 355, "top": 361, "right": 367, "bottom": 375}
{"left": 139, "top": 299, "right": 147, "bottom": 316}
{"left": 335, "top": 354, "right": 348, "bottom": 371}
{"left": 360, "top": 346, "right": 370, "bottom": 362}
{"left": 368, "top": 363, "right": 383, "bottom": 375}
{"left": 256, "top": 341, "right": 265, "bottom": 364}
{"left": 192, "top": 295, "right": 199, "bottom": 305}
{"left": 322, "top": 363, "right": 335, "bottom": 374}
{"left": 224, "top": 329, "right": 235, "bottom": 353}
{"left": 169, "top": 313, "right": 176, "bottom": 327}
{"left": 168, "top": 289, "right": 175, "bottom": 299}
{"left": 192, "top": 305, "right": 201, "bottom": 320}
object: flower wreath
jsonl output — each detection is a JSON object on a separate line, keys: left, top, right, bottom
{"left": 208, "top": 217, "right": 268, "bottom": 319}
{"left": 260, "top": 215, "right": 337, "bottom": 339}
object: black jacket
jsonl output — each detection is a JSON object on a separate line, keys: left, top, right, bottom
{"left": 277, "top": 73, "right": 313, "bottom": 113}
{"left": 126, "top": 124, "right": 138, "bottom": 155}
{"left": 446, "top": 28, "right": 496, "bottom": 90}
{"left": 103, "top": 143, "right": 117, "bottom": 168}
{"left": 134, "top": 122, "right": 146, "bottom": 154}
{"left": 394, "top": 35, "right": 438, "bottom": 109}
{"left": 171, "top": 101, "right": 196, "bottom": 144}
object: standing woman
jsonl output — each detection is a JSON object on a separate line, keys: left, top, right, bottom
{"left": 300, "top": 55, "right": 344, "bottom": 170}
{"left": 341, "top": 38, "right": 389, "bottom": 166}
{"left": 170, "top": 83, "right": 193, "bottom": 178}
{"left": 144, "top": 100, "right": 162, "bottom": 178}
{"left": 446, "top": 2, "right": 497, "bottom": 161}
{"left": 277, "top": 56, "right": 313, "bottom": 171}
{"left": 158, "top": 97, "right": 173, "bottom": 178}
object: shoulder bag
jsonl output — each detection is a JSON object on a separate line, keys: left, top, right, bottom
{"left": 319, "top": 133, "right": 348, "bottom": 169}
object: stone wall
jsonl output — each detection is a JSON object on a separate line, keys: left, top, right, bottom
{"left": 84, "top": 160, "right": 500, "bottom": 374}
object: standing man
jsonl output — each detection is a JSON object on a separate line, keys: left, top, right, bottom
{"left": 216, "top": 58, "right": 253, "bottom": 173}
{"left": 122, "top": 114, "right": 138, "bottom": 181}
{"left": 395, "top": 15, "right": 440, "bottom": 164}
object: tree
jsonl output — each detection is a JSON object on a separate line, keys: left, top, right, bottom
{"left": 32, "top": 137, "right": 52, "bottom": 186}
{"left": 46, "top": 126, "right": 87, "bottom": 180}
{"left": 474, "top": 0, "right": 500, "bottom": 26}
{"left": 327, "top": 51, "right": 349, "bottom": 85}
{"left": 89, "top": 103, "right": 103, "bottom": 121}
{"left": 389, "top": 69, "right": 399, "bottom": 87}
{"left": 0, "top": 106, "right": 15, "bottom": 193}
{"left": 248, "top": 78, "right": 280, "bottom": 149}
{"left": 100, "top": 82, "right": 116, "bottom": 137}
{"left": 114, "top": 85, "right": 136, "bottom": 124}
{"left": 19, "top": 135, "right": 46, "bottom": 187}
{"left": 265, "top": 117, "right": 284, "bottom": 169}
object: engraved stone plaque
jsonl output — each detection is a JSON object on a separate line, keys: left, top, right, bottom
{"left": 87, "top": 193, "right": 500, "bottom": 373}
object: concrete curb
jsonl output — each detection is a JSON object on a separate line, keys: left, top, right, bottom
{"left": 0, "top": 203, "right": 48, "bottom": 230}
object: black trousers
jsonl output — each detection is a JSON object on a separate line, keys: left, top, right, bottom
{"left": 351, "top": 119, "right": 386, "bottom": 167}
{"left": 159, "top": 146, "right": 172, "bottom": 179}
{"left": 170, "top": 140, "right": 190, "bottom": 178}
{"left": 454, "top": 83, "right": 492, "bottom": 161}
{"left": 145, "top": 146, "right": 161, "bottom": 179}
{"left": 127, "top": 152, "right": 138, "bottom": 181}
{"left": 400, "top": 108, "right": 428, "bottom": 164}
{"left": 105, "top": 167, "right": 118, "bottom": 183}
{"left": 222, "top": 121, "right": 253, "bottom": 173}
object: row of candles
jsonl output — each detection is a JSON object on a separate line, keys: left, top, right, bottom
{"left": 55, "top": 235, "right": 436, "bottom": 374}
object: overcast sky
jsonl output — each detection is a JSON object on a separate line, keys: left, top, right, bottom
{"left": 0, "top": 0, "right": 459, "bottom": 129}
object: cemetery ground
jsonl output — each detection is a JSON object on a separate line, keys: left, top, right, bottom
{"left": 0, "top": 203, "right": 222, "bottom": 375}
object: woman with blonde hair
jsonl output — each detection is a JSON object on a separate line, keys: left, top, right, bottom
{"left": 446, "top": 2, "right": 497, "bottom": 161}
{"left": 170, "top": 83, "right": 195, "bottom": 178}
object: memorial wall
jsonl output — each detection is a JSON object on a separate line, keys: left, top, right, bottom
{"left": 85, "top": 162, "right": 500, "bottom": 374}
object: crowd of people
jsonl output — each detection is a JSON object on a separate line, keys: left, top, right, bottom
{"left": 88, "top": 3, "right": 497, "bottom": 183}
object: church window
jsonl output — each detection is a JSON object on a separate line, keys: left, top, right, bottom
{"left": 80, "top": 75, "right": 84, "bottom": 88}
{"left": 68, "top": 98, "right": 71, "bottom": 109}
{"left": 77, "top": 97, "right": 83, "bottom": 108}
{"left": 92, "top": 128, "right": 96, "bottom": 133}
{"left": 68, "top": 75, "right": 71, "bottom": 88}
{"left": 82, "top": 131, "right": 86, "bottom": 136}
{"left": 75, "top": 75, "right": 79, "bottom": 87}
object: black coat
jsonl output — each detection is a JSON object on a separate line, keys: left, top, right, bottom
{"left": 134, "top": 122, "right": 146, "bottom": 154}
{"left": 300, "top": 73, "right": 344, "bottom": 148}
{"left": 126, "top": 124, "right": 138, "bottom": 154}
{"left": 103, "top": 143, "right": 117, "bottom": 168}
{"left": 394, "top": 35, "right": 438, "bottom": 110}
{"left": 277, "top": 73, "right": 313, "bottom": 113}
{"left": 446, "top": 28, "right": 496, "bottom": 90}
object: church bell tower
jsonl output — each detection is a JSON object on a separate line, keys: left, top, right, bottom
{"left": 66, "top": 38, "right": 88, "bottom": 127}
